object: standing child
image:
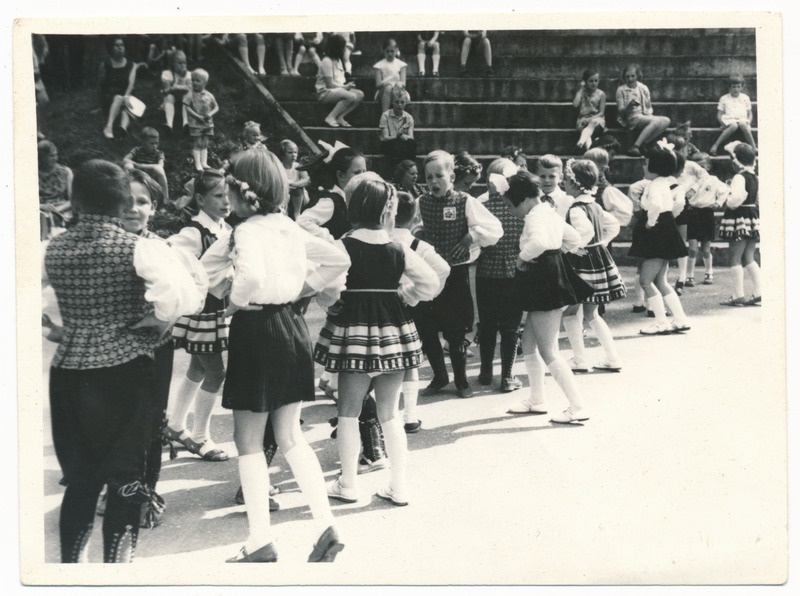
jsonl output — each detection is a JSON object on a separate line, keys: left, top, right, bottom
{"left": 628, "top": 140, "right": 692, "bottom": 334}
{"left": 392, "top": 191, "right": 451, "bottom": 432}
{"left": 561, "top": 159, "right": 626, "bottom": 372}
{"left": 574, "top": 69, "right": 607, "bottom": 152}
{"left": 373, "top": 38, "right": 408, "bottom": 113}
{"left": 416, "top": 32, "right": 440, "bottom": 77}
{"left": 183, "top": 68, "right": 219, "bottom": 171}
{"left": 379, "top": 85, "right": 416, "bottom": 175}
{"left": 315, "top": 178, "right": 439, "bottom": 506}
{"left": 415, "top": 150, "right": 503, "bottom": 399}
{"left": 684, "top": 152, "right": 730, "bottom": 286}
{"left": 280, "top": 139, "right": 311, "bottom": 220}
{"left": 615, "top": 63, "right": 670, "bottom": 157}
{"left": 502, "top": 170, "right": 595, "bottom": 423}
{"left": 165, "top": 169, "right": 232, "bottom": 462}
{"left": 123, "top": 127, "right": 169, "bottom": 207}
{"left": 718, "top": 142, "right": 760, "bottom": 306}
{"left": 709, "top": 74, "right": 757, "bottom": 156}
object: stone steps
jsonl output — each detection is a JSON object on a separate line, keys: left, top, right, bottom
{"left": 281, "top": 100, "right": 758, "bottom": 129}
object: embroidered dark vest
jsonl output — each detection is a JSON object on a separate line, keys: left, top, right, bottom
{"left": 419, "top": 189, "right": 469, "bottom": 265}
{"left": 319, "top": 190, "right": 350, "bottom": 240}
{"left": 566, "top": 201, "right": 604, "bottom": 245}
{"left": 741, "top": 171, "right": 758, "bottom": 207}
{"left": 476, "top": 193, "right": 523, "bottom": 279}
{"left": 45, "top": 215, "right": 157, "bottom": 369}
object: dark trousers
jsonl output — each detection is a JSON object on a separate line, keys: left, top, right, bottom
{"left": 476, "top": 277, "right": 523, "bottom": 378}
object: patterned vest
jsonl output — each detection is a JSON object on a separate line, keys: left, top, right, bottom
{"left": 419, "top": 189, "right": 469, "bottom": 265}
{"left": 45, "top": 215, "right": 158, "bottom": 369}
{"left": 476, "top": 193, "right": 523, "bottom": 279}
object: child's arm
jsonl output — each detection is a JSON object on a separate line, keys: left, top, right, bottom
{"left": 206, "top": 93, "right": 219, "bottom": 119}
{"left": 379, "top": 112, "right": 393, "bottom": 142}
{"left": 745, "top": 97, "right": 753, "bottom": 125}
{"left": 374, "top": 64, "right": 386, "bottom": 89}
{"left": 399, "top": 64, "right": 407, "bottom": 86}
{"left": 560, "top": 221, "right": 582, "bottom": 254}
{"left": 597, "top": 90, "right": 607, "bottom": 115}
{"left": 464, "top": 196, "right": 504, "bottom": 249}
{"left": 183, "top": 92, "right": 202, "bottom": 121}
{"left": 122, "top": 149, "right": 136, "bottom": 170}
{"left": 293, "top": 168, "right": 311, "bottom": 189}
{"left": 572, "top": 84, "right": 584, "bottom": 109}
{"left": 398, "top": 245, "right": 440, "bottom": 306}
{"left": 597, "top": 207, "right": 621, "bottom": 246}
{"left": 416, "top": 240, "right": 451, "bottom": 298}
{"left": 725, "top": 173, "right": 748, "bottom": 209}
{"left": 403, "top": 113, "right": 414, "bottom": 140}
{"left": 296, "top": 197, "right": 336, "bottom": 242}
{"left": 567, "top": 206, "right": 593, "bottom": 247}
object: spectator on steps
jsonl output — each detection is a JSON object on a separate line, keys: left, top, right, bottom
{"left": 709, "top": 74, "right": 757, "bottom": 156}
{"left": 98, "top": 36, "right": 139, "bottom": 140}
{"left": 160, "top": 49, "right": 191, "bottom": 135}
{"left": 293, "top": 32, "right": 324, "bottom": 76}
{"left": 573, "top": 68, "right": 607, "bottom": 152}
{"left": 379, "top": 85, "right": 416, "bottom": 176}
{"left": 123, "top": 127, "right": 170, "bottom": 208}
{"left": 416, "top": 31, "right": 441, "bottom": 77}
{"left": 273, "top": 33, "right": 295, "bottom": 75}
{"left": 232, "top": 33, "right": 267, "bottom": 76}
{"left": 615, "top": 63, "right": 670, "bottom": 157}
{"left": 460, "top": 31, "right": 492, "bottom": 76}
{"left": 315, "top": 34, "right": 364, "bottom": 128}
{"left": 373, "top": 38, "right": 408, "bottom": 113}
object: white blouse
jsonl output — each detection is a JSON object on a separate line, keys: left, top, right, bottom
{"left": 342, "top": 227, "right": 440, "bottom": 307}
{"left": 518, "top": 202, "right": 581, "bottom": 261}
{"left": 201, "top": 213, "right": 351, "bottom": 308}
{"left": 295, "top": 186, "right": 344, "bottom": 242}
{"left": 167, "top": 210, "right": 231, "bottom": 259}
{"left": 568, "top": 195, "right": 621, "bottom": 248}
{"left": 641, "top": 176, "right": 684, "bottom": 227}
{"left": 726, "top": 166, "right": 756, "bottom": 209}
{"left": 391, "top": 227, "right": 451, "bottom": 299}
{"left": 462, "top": 195, "right": 505, "bottom": 263}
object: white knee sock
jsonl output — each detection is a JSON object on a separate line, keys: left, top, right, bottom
{"left": 562, "top": 315, "right": 588, "bottom": 364}
{"left": 677, "top": 256, "right": 688, "bottom": 282}
{"left": 704, "top": 252, "right": 714, "bottom": 275}
{"left": 381, "top": 416, "right": 408, "bottom": 496}
{"left": 401, "top": 381, "right": 419, "bottom": 424}
{"left": 191, "top": 388, "right": 218, "bottom": 443}
{"left": 416, "top": 53, "right": 425, "bottom": 72}
{"left": 200, "top": 148, "right": 208, "bottom": 168}
{"left": 336, "top": 416, "right": 360, "bottom": 489}
{"left": 164, "top": 103, "right": 175, "bottom": 128}
{"left": 635, "top": 274, "right": 646, "bottom": 305}
{"left": 192, "top": 149, "right": 202, "bottom": 170}
{"left": 588, "top": 317, "right": 620, "bottom": 364}
{"left": 284, "top": 443, "right": 334, "bottom": 536}
{"left": 745, "top": 262, "right": 761, "bottom": 297}
{"left": 687, "top": 256, "right": 696, "bottom": 278}
{"left": 731, "top": 265, "right": 744, "bottom": 298}
{"left": 546, "top": 356, "right": 586, "bottom": 413}
{"left": 523, "top": 353, "right": 546, "bottom": 407}
{"left": 168, "top": 376, "right": 200, "bottom": 432}
{"left": 238, "top": 452, "right": 272, "bottom": 553}
{"left": 662, "top": 291, "right": 688, "bottom": 325}
{"left": 647, "top": 294, "right": 669, "bottom": 326}
{"left": 432, "top": 54, "right": 440, "bottom": 73}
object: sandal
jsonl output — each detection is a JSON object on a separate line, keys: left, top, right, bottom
{"left": 184, "top": 437, "right": 230, "bottom": 462}
{"left": 162, "top": 425, "right": 194, "bottom": 452}
{"left": 720, "top": 296, "right": 746, "bottom": 307}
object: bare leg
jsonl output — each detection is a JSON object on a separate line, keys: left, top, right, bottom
{"left": 710, "top": 123, "right": 738, "bottom": 155}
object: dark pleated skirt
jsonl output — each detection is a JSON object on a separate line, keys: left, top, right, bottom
{"left": 222, "top": 304, "right": 315, "bottom": 413}
{"left": 513, "top": 250, "right": 595, "bottom": 312}
{"left": 628, "top": 211, "right": 689, "bottom": 260}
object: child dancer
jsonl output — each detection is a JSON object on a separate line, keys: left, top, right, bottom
{"left": 685, "top": 152, "right": 729, "bottom": 286}
{"left": 183, "top": 68, "right": 219, "bottom": 171}
{"left": 122, "top": 127, "right": 169, "bottom": 207}
{"left": 280, "top": 139, "right": 311, "bottom": 220}
{"left": 453, "top": 151, "right": 482, "bottom": 195}
{"left": 165, "top": 169, "right": 232, "bottom": 462}
{"left": 615, "top": 63, "right": 670, "bottom": 157}
{"left": 416, "top": 150, "right": 503, "bottom": 399}
{"left": 709, "top": 74, "right": 757, "bottom": 156}
{"left": 535, "top": 154, "right": 572, "bottom": 219}
{"left": 718, "top": 142, "right": 760, "bottom": 306}
{"left": 373, "top": 38, "right": 408, "bottom": 113}
{"left": 475, "top": 172, "right": 525, "bottom": 391}
{"left": 502, "top": 170, "right": 595, "bottom": 423}
{"left": 204, "top": 149, "right": 350, "bottom": 562}
{"left": 561, "top": 159, "right": 626, "bottom": 372}
{"left": 392, "top": 191, "right": 451, "bottom": 432}
{"left": 416, "top": 31, "right": 440, "bottom": 77}
{"left": 574, "top": 69, "right": 607, "bottom": 152}
{"left": 628, "top": 140, "right": 692, "bottom": 334}
{"left": 315, "top": 177, "right": 439, "bottom": 506}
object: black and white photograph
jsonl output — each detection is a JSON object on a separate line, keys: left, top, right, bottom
{"left": 6, "top": 2, "right": 796, "bottom": 592}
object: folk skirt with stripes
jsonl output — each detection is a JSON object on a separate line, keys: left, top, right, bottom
{"left": 172, "top": 294, "right": 229, "bottom": 354}
{"left": 565, "top": 244, "right": 627, "bottom": 304}
{"left": 719, "top": 204, "right": 760, "bottom": 241}
{"left": 222, "top": 304, "right": 315, "bottom": 413}
{"left": 314, "top": 291, "right": 424, "bottom": 373}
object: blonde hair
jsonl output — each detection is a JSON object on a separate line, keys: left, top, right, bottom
{"left": 424, "top": 150, "right": 454, "bottom": 174}
{"left": 191, "top": 68, "right": 209, "bottom": 84}
{"left": 228, "top": 149, "right": 289, "bottom": 214}
{"left": 536, "top": 154, "right": 563, "bottom": 171}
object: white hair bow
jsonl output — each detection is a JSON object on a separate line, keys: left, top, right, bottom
{"left": 317, "top": 139, "right": 350, "bottom": 163}
{"left": 489, "top": 173, "right": 510, "bottom": 195}
{"left": 656, "top": 138, "right": 675, "bottom": 152}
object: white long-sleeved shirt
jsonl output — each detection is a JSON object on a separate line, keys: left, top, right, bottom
{"left": 391, "top": 227, "right": 451, "bottom": 299}
{"left": 200, "top": 213, "right": 351, "bottom": 308}
{"left": 725, "top": 166, "right": 756, "bottom": 209}
{"left": 462, "top": 195, "right": 504, "bottom": 264}
{"left": 167, "top": 209, "right": 231, "bottom": 259}
{"left": 546, "top": 187, "right": 574, "bottom": 220}
{"left": 641, "top": 176, "right": 684, "bottom": 228}
{"left": 519, "top": 202, "right": 581, "bottom": 261}
{"left": 295, "top": 186, "right": 344, "bottom": 242}
{"left": 567, "top": 194, "right": 621, "bottom": 248}
{"left": 341, "top": 228, "right": 440, "bottom": 307}
{"left": 688, "top": 171, "right": 730, "bottom": 209}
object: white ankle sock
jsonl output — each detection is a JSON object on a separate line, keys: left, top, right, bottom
{"left": 523, "top": 353, "right": 546, "bottom": 407}
{"left": 562, "top": 314, "right": 588, "bottom": 364}
{"left": 745, "top": 262, "right": 761, "bottom": 297}
{"left": 731, "top": 265, "right": 744, "bottom": 298}
{"left": 662, "top": 291, "right": 688, "bottom": 324}
{"left": 238, "top": 452, "right": 272, "bottom": 553}
{"left": 381, "top": 416, "right": 408, "bottom": 496}
{"left": 401, "top": 381, "right": 419, "bottom": 424}
{"left": 336, "top": 416, "right": 360, "bottom": 489}
{"left": 283, "top": 443, "right": 333, "bottom": 536}
{"left": 588, "top": 317, "right": 620, "bottom": 364}
{"left": 191, "top": 388, "right": 218, "bottom": 443}
{"left": 546, "top": 356, "right": 586, "bottom": 413}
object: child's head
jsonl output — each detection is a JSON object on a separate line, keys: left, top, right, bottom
{"left": 383, "top": 38, "right": 399, "bottom": 61}
{"left": 644, "top": 140, "right": 680, "bottom": 177}
{"left": 329, "top": 147, "right": 367, "bottom": 190}
{"left": 347, "top": 177, "right": 398, "bottom": 231}
{"left": 193, "top": 168, "right": 230, "bottom": 221}
{"left": 621, "top": 63, "right": 641, "bottom": 86}
{"left": 453, "top": 150, "right": 482, "bottom": 190}
{"left": 728, "top": 73, "right": 745, "bottom": 95}
{"left": 343, "top": 171, "right": 385, "bottom": 204}
{"left": 582, "top": 68, "right": 600, "bottom": 90}
{"left": 141, "top": 127, "right": 160, "bottom": 152}
{"left": 280, "top": 139, "right": 299, "bottom": 162}
{"left": 534, "top": 154, "right": 564, "bottom": 195}
{"left": 227, "top": 149, "right": 289, "bottom": 218}
{"left": 172, "top": 49, "right": 187, "bottom": 75}
{"left": 390, "top": 85, "right": 410, "bottom": 112}
{"left": 106, "top": 36, "right": 126, "bottom": 58}
{"left": 424, "top": 150, "right": 455, "bottom": 198}
{"left": 394, "top": 191, "right": 418, "bottom": 229}
{"left": 582, "top": 147, "right": 610, "bottom": 170}
{"left": 501, "top": 146, "right": 528, "bottom": 170}
{"left": 563, "top": 158, "right": 599, "bottom": 196}
{"left": 191, "top": 68, "right": 209, "bottom": 92}
{"left": 72, "top": 159, "right": 131, "bottom": 217}
{"left": 503, "top": 169, "right": 542, "bottom": 218}
{"left": 392, "top": 159, "right": 419, "bottom": 189}
{"left": 125, "top": 169, "right": 162, "bottom": 234}
{"left": 326, "top": 34, "right": 347, "bottom": 61}
{"left": 733, "top": 142, "right": 756, "bottom": 167}
{"left": 485, "top": 157, "right": 519, "bottom": 194}
{"left": 243, "top": 121, "right": 264, "bottom": 146}
{"left": 37, "top": 140, "right": 58, "bottom": 169}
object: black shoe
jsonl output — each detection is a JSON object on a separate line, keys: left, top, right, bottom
{"left": 227, "top": 542, "right": 278, "bottom": 563}
{"left": 420, "top": 378, "right": 449, "bottom": 396}
{"left": 308, "top": 526, "right": 345, "bottom": 562}
{"left": 632, "top": 305, "right": 647, "bottom": 314}
{"left": 500, "top": 377, "right": 522, "bottom": 392}
{"left": 404, "top": 420, "right": 422, "bottom": 434}
{"left": 674, "top": 281, "right": 685, "bottom": 296}
{"left": 477, "top": 371, "right": 493, "bottom": 386}
{"left": 455, "top": 381, "right": 473, "bottom": 398}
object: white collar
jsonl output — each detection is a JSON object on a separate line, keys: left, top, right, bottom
{"left": 348, "top": 228, "right": 391, "bottom": 243}
{"left": 194, "top": 209, "right": 226, "bottom": 234}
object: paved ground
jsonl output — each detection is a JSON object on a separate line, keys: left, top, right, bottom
{"left": 30, "top": 265, "right": 788, "bottom": 588}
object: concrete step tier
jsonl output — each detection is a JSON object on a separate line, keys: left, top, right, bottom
{"left": 306, "top": 126, "right": 757, "bottom": 157}
{"left": 266, "top": 76, "right": 758, "bottom": 103}
{"left": 343, "top": 29, "right": 755, "bottom": 58}
{"left": 283, "top": 101, "right": 757, "bottom": 129}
